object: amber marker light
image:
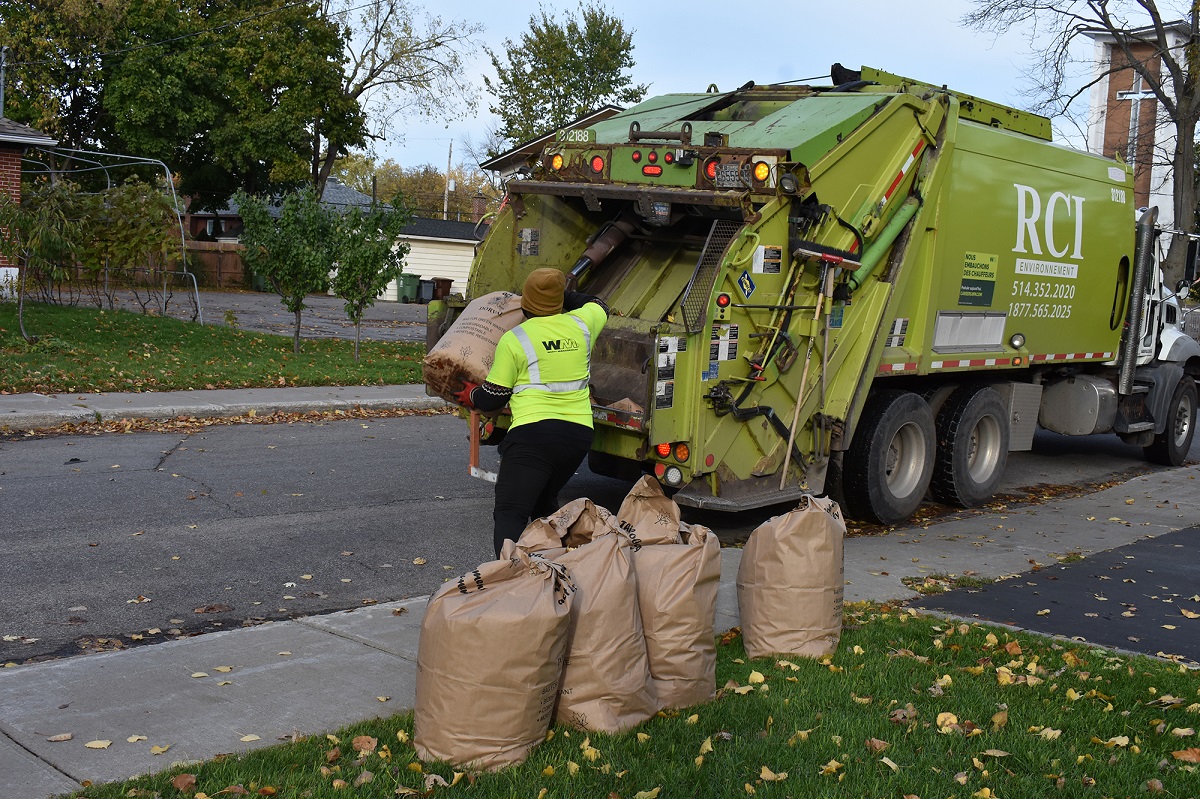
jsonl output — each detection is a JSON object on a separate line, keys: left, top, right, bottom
{"left": 550, "top": 153, "right": 564, "bottom": 171}
{"left": 673, "top": 442, "right": 690, "bottom": 462}
{"left": 655, "top": 442, "right": 672, "bottom": 458}
{"left": 589, "top": 155, "right": 605, "bottom": 173}
{"left": 753, "top": 160, "right": 771, "bottom": 182}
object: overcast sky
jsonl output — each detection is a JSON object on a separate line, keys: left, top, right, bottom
{"left": 377, "top": 0, "right": 1047, "bottom": 170}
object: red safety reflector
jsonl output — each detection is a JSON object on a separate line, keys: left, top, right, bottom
{"left": 705, "top": 454, "right": 715, "bottom": 467}
{"left": 704, "top": 158, "right": 719, "bottom": 180}
{"left": 631, "top": 150, "right": 641, "bottom": 163}
{"left": 716, "top": 293, "right": 731, "bottom": 307}
{"left": 655, "top": 442, "right": 672, "bottom": 458}
{"left": 647, "top": 150, "right": 657, "bottom": 163}
{"left": 642, "top": 165, "right": 663, "bottom": 177}
{"left": 664, "top": 151, "right": 674, "bottom": 164}
{"left": 590, "top": 155, "right": 605, "bottom": 173}
{"left": 653, "top": 462, "right": 666, "bottom": 477}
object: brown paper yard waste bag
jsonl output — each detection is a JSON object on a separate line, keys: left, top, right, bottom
{"left": 617, "top": 477, "right": 720, "bottom": 709}
{"left": 736, "top": 494, "right": 845, "bottom": 659}
{"left": 414, "top": 549, "right": 574, "bottom": 771}
{"left": 511, "top": 499, "right": 658, "bottom": 732}
{"left": 422, "top": 291, "right": 523, "bottom": 402}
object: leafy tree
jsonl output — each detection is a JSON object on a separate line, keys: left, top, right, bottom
{"left": 331, "top": 204, "right": 411, "bottom": 361}
{"left": 0, "top": 0, "right": 127, "bottom": 150}
{"left": 961, "top": 0, "right": 1200, "bottom": 281}
{"left": 312, "top": 0, "right": 482, "bottom": 195}
{"left": 333, "top": 154, "right": 502, "bottom": 217}
{"left": 0, "top": 181, "right": 86, "bottom": 342}
{"left": 82, "top": 179, "right": 184, "bottom": 311}
{"left": 236, "top": 188, "right": 338, "bottom": 354}
{"left": 482, "top": 2, "right": 648, "bottom": 149}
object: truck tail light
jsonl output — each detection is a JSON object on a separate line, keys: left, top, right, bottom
{"left": 704, "top": 157, "right": 720, "bottom": 181}
{"left": 752, "top": 160, "right": 771, "bottom": 182}
{"left": 673, "top": 442, "right": 690, "bottom": 462}
{"left": 589, "top": 155, "right": 605, "bottom": 173}
{"left": 655, "top": 442, "right": 672, "bottom": 458}
{"left": 642, "top": 165, "right": 663, "bottom": 177}
{"left": 550, "top": 153, "right": 564, "bottom": 171}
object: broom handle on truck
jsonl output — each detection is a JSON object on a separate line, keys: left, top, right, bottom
{"left": 780, "top": 263, "right": 830, "bottom": 490}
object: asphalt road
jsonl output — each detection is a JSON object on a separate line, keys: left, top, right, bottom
{"left": 2, "top": 407, "right": 1195, "bottom": 665}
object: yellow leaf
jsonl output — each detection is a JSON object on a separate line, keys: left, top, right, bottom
{"left": 954, "top": 771, "right": 969, "bottom": 785}
{"left": 937, "top": 712, "right": 959, "bottom": 731}
{"left": 686, "top": 714, "right": 700, "bottom": 724}
{"left": 853, "top": 645, "right": 865, "bottom": 655}
{"left": 580, "top": 737, "right": 601, "bottom": 762}
{"left": 126, "top": 735, "right": 148, "bottom": 743}
{"left": 412, "top": 558, "right": 426, "bottom": 565}
{"left": 744, "top": 784, "right": 756, "bottom": 795}
{"left": 407, "top": 762, "right": 423, "bottom": 773}
{"left": 191, "top": 672, "right": 209, "bottom": 678}
{"left": 992, "top": 710, "right": 1009, "bottom": 729}
{"left": 150, "top": 744, "right": 171, "bottom": 755}
{"left": 760, "top": 765, "right": 788, "bottom": 781}
{"left": 694, "top": 755, "right": 704, "bottom": 767}
{"left": 747, "top": 670, "right": 765, "bottom": 684}
{"left": 1066, "top": 688, "right": 1082, "bottom": 701}
{"left": 699, "top": 736, "right": 713, "bottom": 755}
{"left": 567, "top": 761, "right": 579, "bottom": 776}
{"left": 996, "top": 667, "right": 1015, "bottom": 685}
{"left": 1180, "top": 608, "right": 1200, "bottom": 619}
{"left": 636, "top": 732, "right": 651, "bottom": 743}
{"left": 633, "top": 788, "right": 661, "bottom": 799}
{"left": 1037, "top": 609, "right": 1051, "bottom": 616}
{"left": 881, "top": 756, "right": 899, "bottom": 772}
{"left": 542, "top": 765, "right": 554, "bottom": 777}
{"left": 986, "top": 632, "right": 999, "bottom": 646}
{"left": 982, "top": 749, "right": 1010, "bottom": 757}
{"left": 973, "top": 788, "right": 995, "bottom": 798}
{"left": 1038, "top": 728, "right": 1062, "bottom": 740}
{"left": 1104, "top": 736, "right": 1130, "bottom": 747}
{"left": 787, "top": 728, "right": 814, "bottom": 746}
{"left": 84, "top": 740, "right": 112, "bottom": 750}
{"left": 1163, "top": 625, "right": 1177, "bottom": 630}
{"left": 1171, "top": 727, "right": 1196, "bottom": 737}
{"left": 731, "top": 685, "right": 754, "bottom": 694}
{"left": 819, "top": 759, "right": 843, "bottom": 776}
{"left": 776, "top": 659, "right": 801, "bottom": 671}
{"left": 936, "top": 674, "right": 953, "bottom": 687}
{"left": 240, "top": 734, "right": 261, "bottom": 742}
{"left": 536, "top": 789, "right": 547, "bottom": 799}
{"left": 396, "top": 730, "right": 409, "bottom": 744}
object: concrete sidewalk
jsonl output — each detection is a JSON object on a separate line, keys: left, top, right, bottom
{"left": 2, "top": 387, "right": 1199, "bottom": 797}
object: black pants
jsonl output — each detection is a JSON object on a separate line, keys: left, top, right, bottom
{"left": 492, "top": 419, "right": 593, "bottom": 556}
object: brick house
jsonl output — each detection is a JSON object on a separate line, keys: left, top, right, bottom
{"left": 1085, "top": 21, "right": 1191, "bottom": 228}
{"left": 0, "top": 117, "right": 57, "bottom": 274}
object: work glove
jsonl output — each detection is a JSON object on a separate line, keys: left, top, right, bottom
{"left": 453, "top": 381, "right": 479, "bottom": 408}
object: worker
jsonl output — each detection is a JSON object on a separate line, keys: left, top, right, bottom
{"left": 453, "top": 268, "right": 608, "bottom": 557}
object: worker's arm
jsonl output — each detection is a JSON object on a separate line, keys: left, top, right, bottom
{"left": 468, "top": 381, "right": 512, "bottom": 412}
{"left": 564, "top": 290, "right": 608, "bottom": 314}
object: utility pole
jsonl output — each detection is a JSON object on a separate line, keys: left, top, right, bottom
{"left": 1, "top": 46, "right": 9, "bottom": 118}
{"left": 443, "top": 140, "right": 452, "bottom": 221}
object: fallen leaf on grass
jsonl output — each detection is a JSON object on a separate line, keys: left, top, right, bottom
{"left": 1038, "top": 728, "right": 1062, "bottom": 740}
{"left": 636, "top": 732, "right": 651, "bottom": 743}
{"left": 352, "top": 770, "right": 373, "bottom": 787}
{"left": 352, "top": 735, "right": 377, "bottom": 753}
{"left": 760, "top": 765, "right": 788, "bottom": 781}
{"left": 880, "top": 756, "right": 899, "bottom": 772}
{"left": 633, "top": 788, "right": 661, "bottom": 799}
{"left": 85, "top": 740, "right": 112, "bottom": 749}
{"left": 171, "top": 774, "right": 197, "bottom": 792}
{"left": 865, "top": 737, "right": 889, "bottom": 753}
{"left": 1171, "top": 727, "right": 1196, "bottom": 737}
{"left": 699, "top": 736, "right": 713, "bottom": 755}
{"left": 1172, "top": 747, "right": 1200, "bottom": 762}
{"left": 818, "top": 759, "right": 843, "bottom": 776}
{"left": 747, "top": 670, "right": 765, "bottom": 684}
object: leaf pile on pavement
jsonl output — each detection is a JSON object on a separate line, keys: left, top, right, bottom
{"left": 67, "top": 605, "right": 1200, "bottom": 799}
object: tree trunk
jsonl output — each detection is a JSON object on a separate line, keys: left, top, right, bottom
{"left": 354, "top": 321, "right": 361, "bottom": 363}
{"left": 16, "top": 252, "right": 38, "bottom": 344}
{"left": 1163, "top": 111, "right": 1199, "bottom": 286}
{"left": 293, "top": 308, "right": 303, "bottom": 355}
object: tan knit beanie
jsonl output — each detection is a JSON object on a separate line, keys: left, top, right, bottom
{"left": 521, "top": 268, "right": 566, "bottom": 316}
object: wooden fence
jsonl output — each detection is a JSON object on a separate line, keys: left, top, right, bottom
{"left": 185, "top": 240, "right": 247, "bottom": 288}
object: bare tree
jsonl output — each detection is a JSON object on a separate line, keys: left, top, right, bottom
{"left": 313, "top": 0, "right": 483, "bottom": 196}
{"left": 963, "top": 0, "right": 1200, "bottom": 280}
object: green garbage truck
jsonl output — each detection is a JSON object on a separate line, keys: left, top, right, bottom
{"left": 432, "top": 64, "right": 1200, "bottom": 524}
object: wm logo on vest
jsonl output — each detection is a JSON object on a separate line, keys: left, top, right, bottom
{"left": 541, "top": 339, "right": 580, "bottom": 352}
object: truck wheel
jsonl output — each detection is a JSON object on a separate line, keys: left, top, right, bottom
{"left": 1144, "top": 378, "right": 1197, "bottom": 466}
{"left": 843, "top": 390, "right": 935, "bottom": 524}
{"left": 930, "top": 385, "right": 1009, "bottom": 507}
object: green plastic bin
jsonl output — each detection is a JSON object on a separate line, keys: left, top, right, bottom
{"left": 396, "top": 273, "right": 420, "bottom": 303}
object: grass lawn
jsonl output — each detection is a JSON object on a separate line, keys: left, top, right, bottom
{"left": 0, "top": 303, "right": 424, "bottom": 394}
{"left": 64, "top": 606, "right": 1200, "bottom": 799}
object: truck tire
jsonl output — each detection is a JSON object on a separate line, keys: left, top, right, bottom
{"left": 930, "top": 385, "right": 1009, "bottom": 507}
{"left": 1144, "top": 377, "right": 1197, "bottom": 466}
{"left": 843, "top": 390, "right": 935, "bottom": 524}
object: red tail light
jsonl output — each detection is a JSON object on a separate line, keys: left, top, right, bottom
{"left": 704, "top": 158, "right": 719, "bottom": 181}
{"left": 589, "top": 155, "right": 605, "bottom": 173}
